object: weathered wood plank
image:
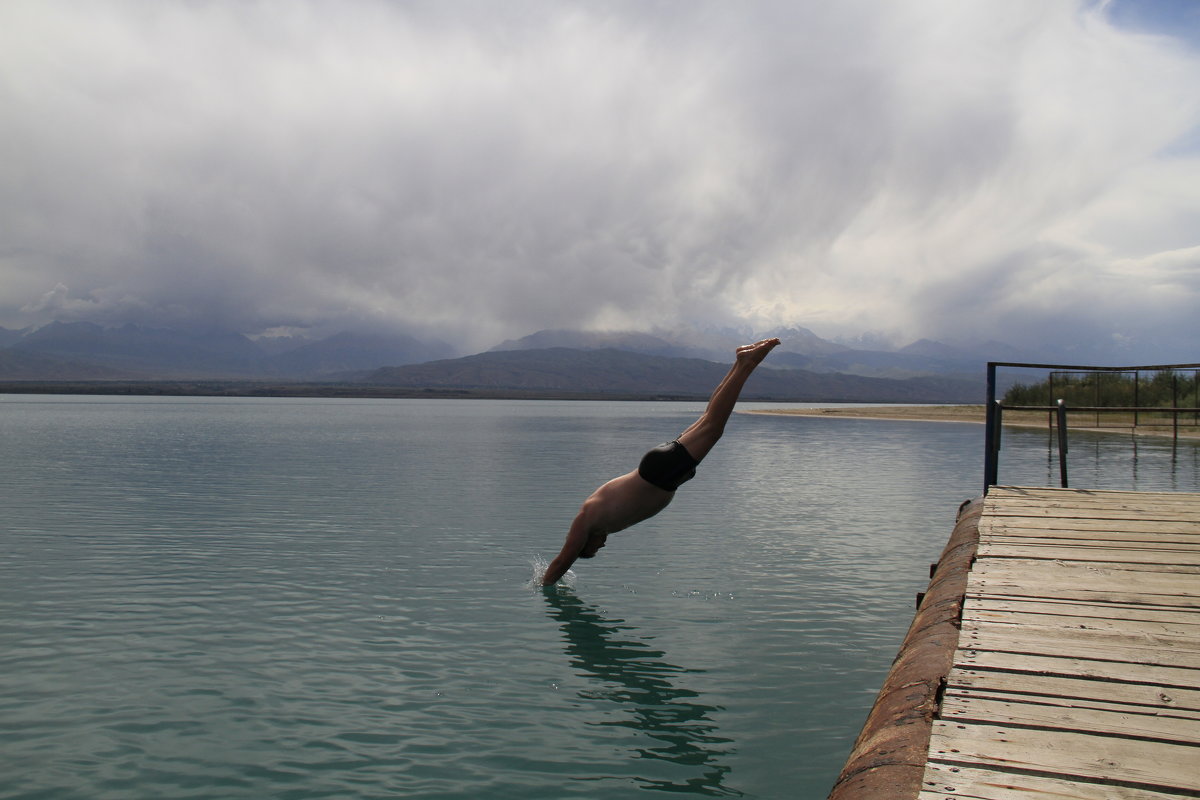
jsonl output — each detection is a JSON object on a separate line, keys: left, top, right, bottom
{"left": 987, "top": 502, "right": 1200, "bottom": 514}
{"left": 954, "top": 649, "right": 1200, "bottom": 688}
{"left": 979, "top": 501, "right": 1200, "bottom": 513}
{"left": 981, "top": 525, "right": 1200, "bottom": 543}
{"left": 945, "top": 668, "right": 1200, "bottom": 712}
{"left": 966, "top": 562, "right": 1200, "bottom": 597}
{"left": 974, "top": 563, "right": 1200, "bottom": 581}
{"left": 984, "top": 510, "right": 1200, "bottom": 524}
{"left": 968, "top": 574, "right": 1200, "bottom": 601}
{"left": 927, "top": 721, "right": 1200, "bottom": 790}
{"left": 919, "top": 762, "right": 1189, "bottom": 799}
{"left": 976, "top": 543, "right": 1200, "bottom": 565}
{"left": 963, "top": 595, "right": 1200, "bottom": 624}
{"left": 986, "top": 488, "right": 1200, "bottom": 502}
{"left": 939, "top": 694, "right": 1200, "bottom": 744}
{"left": 946, "top": 689, "right": 1200, "bottom": 722}
{"left": 943, "top": 686, "right": 1200, "bottom": 723}
{"left": 965, "top": 587, "right": 1200, "bottom": 608}
{"left": 983, "top": 535, "right": 1200, "bottom": 552}
{"left": 957, "top": 636, "right": 1200, "bottom": 671}
{"left": 981, "top": 517, "right": 1200, "bottom": 534}
{"left": 961, "top": 608, "right": 1200, "bottom": 638}
{"left": 984, "top": 501, "right": 1200, "bottom": 513}
{"left": 982, "top": 541, "right": 1200, "bottom": 559}
{"left": 960, "top": 619, "right": 1200, "bottom": 660}
{"left": 960, "top": 594, "right": 1200, "bottom": 618}
{"left": 988, "top": 487, "right": 1200, "bottom": 501}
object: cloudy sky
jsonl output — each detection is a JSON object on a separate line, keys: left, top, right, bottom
{"left": 2, "top": 0, "right": 1198, "bottom": 360}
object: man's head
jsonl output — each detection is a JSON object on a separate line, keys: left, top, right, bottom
{"left": 578, "top": 532, "right": 608, "bottom": 559}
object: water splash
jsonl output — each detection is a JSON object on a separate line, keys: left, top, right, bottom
{"left": 528, "top": 555, "right": 575, "bottom": 589}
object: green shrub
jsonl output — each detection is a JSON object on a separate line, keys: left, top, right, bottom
{"left": 1002, "top": 369, "right": 1200, "bottom": 409}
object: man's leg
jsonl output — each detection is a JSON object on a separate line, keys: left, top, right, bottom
{"left": 676, "top": 338, "right": 779, "bottom": 462}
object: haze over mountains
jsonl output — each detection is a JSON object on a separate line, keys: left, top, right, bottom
{"left": 0, "top": 320, "right": 1043, "bottom": 402}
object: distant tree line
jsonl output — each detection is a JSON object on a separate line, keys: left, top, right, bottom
{"left": 1003, "top": 369, "right": 1200, "bottom": 409}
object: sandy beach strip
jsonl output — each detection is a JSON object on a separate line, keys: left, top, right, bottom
{"left": 746, "top": 404, "right": 1200, "bottom": 439}
{"left": 746, "top": 404, "right": 990, "bottom": 424}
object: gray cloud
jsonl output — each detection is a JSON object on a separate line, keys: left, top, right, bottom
{"left": 1, "top": 0, "right": 1198, "bottom": 360}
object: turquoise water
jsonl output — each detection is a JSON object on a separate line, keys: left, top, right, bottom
{"left": 2, "top": 397, "right": 1197, "bottom": 799}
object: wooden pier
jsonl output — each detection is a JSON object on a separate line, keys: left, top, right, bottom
{"left": 830, "top": 486, "right": 1200, "bottom": 800}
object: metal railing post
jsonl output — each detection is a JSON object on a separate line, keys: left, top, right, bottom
{"left": 1174, "top": 373, "right": 1179, "bottom": 442}
{"left": 1056, "top": 399, "right": 1069, "bottom": 488}
{"left": 984, "top": 363, "right": 998, "bottom": 493}
{"left": 1134, "top": 370, "right": 1140, "bottom": 429}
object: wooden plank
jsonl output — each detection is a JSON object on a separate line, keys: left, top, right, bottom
{"left": 977, "top": 562, "right": 1200, "bottom": 579}
{"left": 976, "top": 543, "right": 1200, "bottom": 565}
{"left": 985, "top": 494, "right": 1200, "bottom": 509}
{"left": 966, "top": 575, "right": 1200, "bottom": 603}
{"left": 989, "top": 487, "right": 1200, "bottom": 501}
{"left": 958, "top": 636, "right": 1200, "bottom": 671}
{"left": 979, "top": 538, "right": 1200, "bottom": 553}
{"left": 966, "top": 588, "right": 1200, "bottom": 608}
{"left": 982, "top": 537, "right": 1200, "bottom": 554}
{"left": 963, "top": 595, "right": 1200, "bottom": 625}
{"left": 962, "top": 608, "right": 1200, "bottom": 638}
{"left": 981, "top": 525, "right": 1200, "bottom": 543}
{"left": 961, "top": 619, "right": 1200, "bottom": 659}
{"left": 969, "top": 590, "right": 1200, "bottom": 611}
{"left": 988, "top": 501, "right": 1195, "bottom": 513}
{"left": 988, "top": 499, "right": 1200, "bottom": 512}
{"left": 970, "top": 558, "right": 1194, "bottom": 578}
{"left": 953, "top": 649, "right": 1200, "bottom": 688}
{"left": 961, "top": 618, "right": 1200, "bottom": 658}
{"left": 984, "top": 501, "right": 1200, "bottom": 513}
{"left": 939, "top": 694, "right": 1200, "bottom": 744}
{"left": 965, "top": 584, "right": 1200, "bottom": 608}
{"left": 946, "top": 668, "right": 1200, "bottom": 712}
{"left": 979, "top": 532, "right": 1200, "bottom": 551}
{"left": 989, "top": 485, "right": 1200, "bottom": 496}
{"left": 974, "top": 561, "right": 1200, "bottom": 578}
{"left": 919, "top": 762, "right": 1190, "bottom": 800}
{"left": 927, "top": 721, "right": 1200, "bottom": 791}
{"left": 984, "top": 508, "right": 1200, "bottom": 523}
{"left": 967, "top": 563, "right": 1200, "bottom": 597}
{"left": 982, "top": 518, "right": 1200, "bottom": 535}
{"left": 946, "top": 689, "right": 1200, "bottom": 722}
{"left": 987, "top": 488, "right": 1200, "bottom": 501}
{"left": 985, "top": 503, "right": 1200, "bottom": 517}
{"left": 943, "top": 685, "right": 1200, "bottom": 722}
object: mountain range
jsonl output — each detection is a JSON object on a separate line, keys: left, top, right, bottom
{"left": 0, "top": 321, "right": 1033, "bottom": 401}
{"left": 364, "top": 347, "right": 982, "bottom": 402}
{"left": 0, "top": 322, "right": 455, "bottom": 380}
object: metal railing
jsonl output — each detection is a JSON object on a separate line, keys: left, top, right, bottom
{"left": 984, "top": 361, "right": 1200, "bottom": 493}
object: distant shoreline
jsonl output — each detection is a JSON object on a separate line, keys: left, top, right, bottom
{"left": 0, "top": 381, "right": 717, "bottom": 401}
{"left": 745, "top": 404, "right": 990, "bottom": 424}
{"left": 746, "top": 404, "right": 1200, "bottom": 439}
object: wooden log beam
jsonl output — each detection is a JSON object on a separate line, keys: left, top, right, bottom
{"left": 827, "top": 497, "right": 982, "bottom": 800}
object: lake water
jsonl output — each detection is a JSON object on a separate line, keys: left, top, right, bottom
{"left": 2, "top": 396, "right": 1198, "bottom": 799}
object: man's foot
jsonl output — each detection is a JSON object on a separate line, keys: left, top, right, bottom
{"left": 735, "top": 338, "right": 781, "bottom": 367}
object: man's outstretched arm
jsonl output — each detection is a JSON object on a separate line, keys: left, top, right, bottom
{"left": 542, "top": 508, "right": 593, "bottom": 586}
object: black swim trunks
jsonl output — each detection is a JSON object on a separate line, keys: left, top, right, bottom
{"left": 637, "top": 440, "right": 699, "bottom": 492}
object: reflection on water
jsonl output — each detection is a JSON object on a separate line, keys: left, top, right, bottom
{"left": 1020, "top": 425, "right": 1200, "bottom": 492}
{"left": 543, "top": 589, "right": 740, "bottom": 797}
